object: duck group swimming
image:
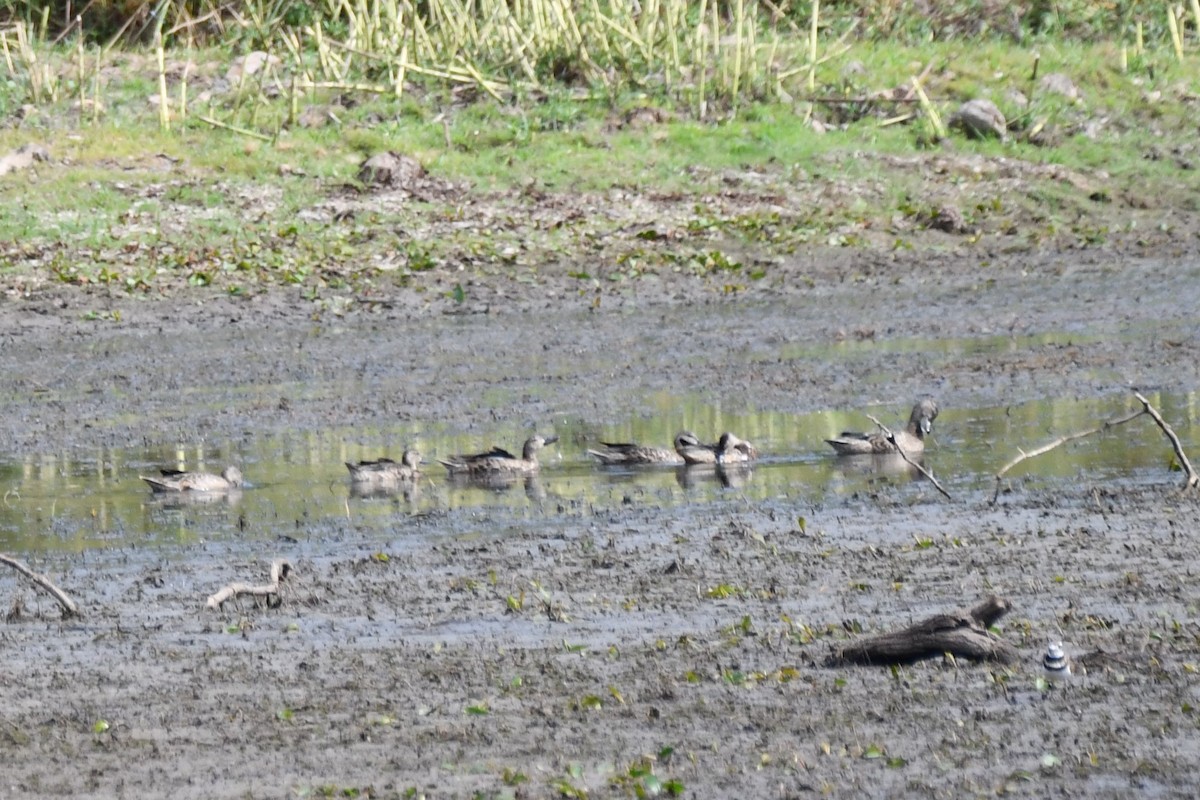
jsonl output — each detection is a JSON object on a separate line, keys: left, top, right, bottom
{"left": 137, "top": 397, "right": 939, "bottom": 497}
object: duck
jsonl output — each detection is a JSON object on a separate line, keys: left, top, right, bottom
{"left": 587, "top": 432, "right": 698, "bottom": 466}
{"left": 677, "top": 431, "right": 758, "bottom": 465}
{"left": 345, "top": 449, "right": 422, "bottom": 484}
{"left": 716, "top": 432, "right": 759, "bottom": 464}
{"left": 140, "top": 465, "right": 244, "bottom": 493}
{"left": 825, "top": 397, "right": 939, "bottom": 456}
{"left": 439, "top": 434, "right": 558, "bottom": 476}
{"left": 675, "top": 431, "right": 722, "bottom": 465}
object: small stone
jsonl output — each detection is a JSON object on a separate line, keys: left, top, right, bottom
{"left": 226, "top": 51, "right": 281, "bottom": 84}
{"left": 1039, "top": 72, "right": 1079, "bottom": 101}
{"left": 297, "top": 106, "right": 330, "bottom": 129}
{"left": 358, "top": 152, "right": 426, "bottom": 188}
{"left": 949, "top": 99, "right": 1007, "bottom": 140}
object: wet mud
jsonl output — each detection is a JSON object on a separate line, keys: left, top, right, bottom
{"left": 1, "top": 249, "right": 1199, "bottom": 798}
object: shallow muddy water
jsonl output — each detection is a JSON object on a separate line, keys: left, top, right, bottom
{"left": 1, "top": 391, "right": 1193, "bottom": 553}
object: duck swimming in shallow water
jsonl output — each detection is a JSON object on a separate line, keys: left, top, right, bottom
{"left": 676, "top": 431, "right": 759, "bottom": 465}
{"left": 587, "top": 432, "right": 698, "bottom": 466}
{"left": 439, "top": 434, "right": 558, "bottom": 476}
{"left": 825, "top": 397, "right": 939, "bottom": 456}
{"left": 140, "top": 465, "right": 244, "bottom": 493}
{"left": 345, "top": 449, "right": 422, "bottom": 484}
{"left": 716, "top": 432, "right": 759, "bottom": 464}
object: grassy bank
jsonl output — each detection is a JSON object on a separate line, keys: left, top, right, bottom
{"left": 1, "top": 3, "right": 1199, "bottom": 309}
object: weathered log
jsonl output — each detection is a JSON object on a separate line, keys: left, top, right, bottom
{"left": 829, "top": 595, "right": 1017, "bottom": 666}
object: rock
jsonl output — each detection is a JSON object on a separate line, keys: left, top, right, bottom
{"left": 840, "top": 60, "right": 867, "bottom": 80}
{"left": 1039, "top": 72, "right": 1079, "bottom": 101}
{"left": 1005, "top": 89, "right": 1029, "bottom": 110}
{"left": 949, "top": 99, "right": 1007, "bottom": 140}
{"left": 297, "top": 105, "right": 331, "bottom": 129}
{"left": 226, "top": 51, "right": 281, "bottom": 84}
{"left": 927, "top": 204, "right": 967, "bottom": 234}
{"left": 358, "top": 152, "right": 426, "bottom": 188}
{"left": 0, "top": 143, "right": 50, "bottom": 176}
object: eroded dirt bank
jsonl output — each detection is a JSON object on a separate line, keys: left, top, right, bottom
{"left": 1, "top": 247, "right": 1199, "bottom": 798}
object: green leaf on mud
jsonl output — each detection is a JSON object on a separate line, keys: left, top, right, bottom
{"left": 684, "top": 671, "right": 700, "bottom": 683}
{"left": 562, "top": 641, "right": 588, "bottom": 654}
{"left": 722, "top": 669, "right": 745, "bottom": 686}
{"left": 277, "top": 708, "right": 294, "bottom": 721}
{"left": 502, "top": 767, "right": 529, "bottom": 785}
{"left": 466, "top": 703, "right": 489, "bottom": 716}
{"left": 1040, "top": 753, "right": 1061, "bottom": 769}
{"left": 796, "top": 516, "right": 806, "bottom": 533}
{"left": 92, "top": 720, "right": 110, "bottom": 734}
{"left": 580, "top": 695, "right": 603, "bottom": 710}
{"left": 663, "top": 778, "right": 684, "bottom": 796}
{"left": 863, "top": 744, "right": 885, "bottom": 759}
{"left": 886, "top": 757, "right": 907, "bottom": 768}
{"left": 451, "top": 283, "right": 466, "bottom": 304}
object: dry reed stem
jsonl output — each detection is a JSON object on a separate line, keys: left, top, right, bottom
{"left": 1168, "top": 5, "right": 1184, "bottom": 60}
{"left": 911, "top": 75, "right": 945, "bottom": 139}
{"left": 197, "top": 114, "right": 273, "bottom": 141}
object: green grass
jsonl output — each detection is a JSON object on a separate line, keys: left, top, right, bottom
{"left": 0, "top": 21, "right": 1198, "bottom": 305}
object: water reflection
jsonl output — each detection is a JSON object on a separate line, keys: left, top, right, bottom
{"left": 0, "top": 390, "right": 1195, "bottom": 553}
{"left": 829, "top": 453, "right": 923, "bottom": 481}
{"left": 675, "top": 463, "right": 755, "bottom": 490}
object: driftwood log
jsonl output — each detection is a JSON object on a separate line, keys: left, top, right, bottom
{"left": 0, "top": 553, "right": 79, "bottom": 618}
{"left": 206, "top": 559, "right": 292, "bottom": 611}
{"left": 829, "top": 595, "right": 1017, "bottom": 666}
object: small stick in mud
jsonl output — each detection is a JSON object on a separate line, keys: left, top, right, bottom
{"left": 0, "top": 553, "right": 80, "bottom": 618}
{"left": 206, "top": 559, "right": 293, "bottom": 611}
{"left": 991, "top": 390, "right": 1197, "bottom": 503}
{"left": 864, "top": 414, "right": 952, "bottom": 500}
{"left": 828, "top": 595, "right": 1017, "bottom": 666}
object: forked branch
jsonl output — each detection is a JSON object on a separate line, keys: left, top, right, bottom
{"left": 991, "top": 390, "right": 1197, "bottom": 502}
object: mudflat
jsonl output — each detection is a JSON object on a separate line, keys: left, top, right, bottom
{"left": 1, "top": 243, "right": 1199, "bottom": 797}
